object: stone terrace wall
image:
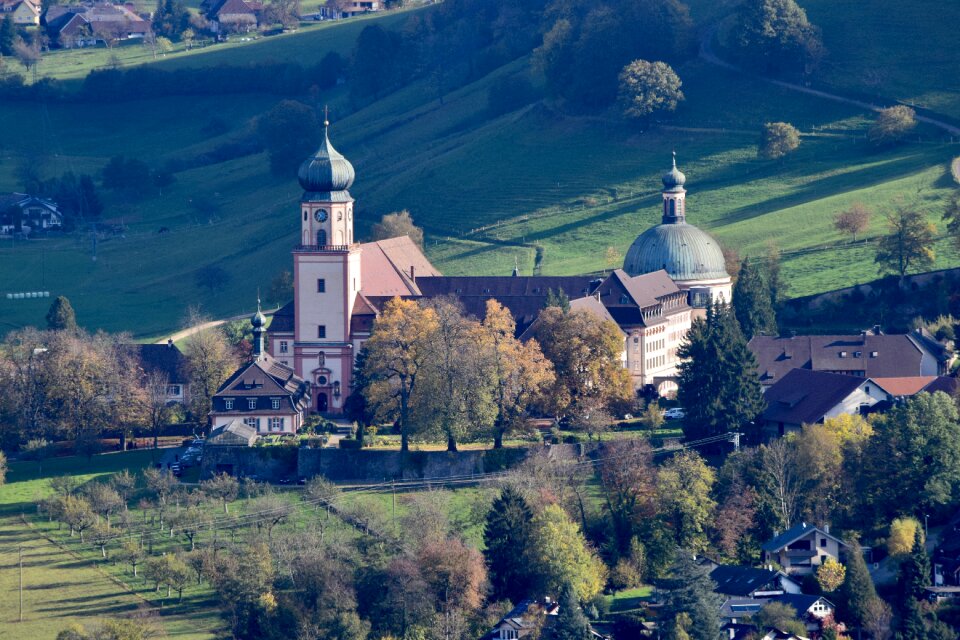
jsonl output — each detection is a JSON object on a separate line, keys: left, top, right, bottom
{"left": 201, "top": 443, "right": 589, "bottom": 482}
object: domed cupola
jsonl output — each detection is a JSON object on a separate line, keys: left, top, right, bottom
{"left": 297, "top": 121, "right": 355, "bottom": 196}
{"left": 661, "top": 151, "right": 685, "bottom": 192}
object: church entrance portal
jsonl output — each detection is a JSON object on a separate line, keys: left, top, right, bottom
{"left": 317, "top": 392, "right": 328, "bottom": 412}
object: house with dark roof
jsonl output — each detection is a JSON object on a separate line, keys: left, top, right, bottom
{"left": 721, "top": 594, "right": 832, "bottom": 635}
{"left": 709, "top": 565, "right": 802, "bottom": 598}
{"left": 480, "top": 599, "right": 609, "bottom": 640}
{"left": 210, "top": 305, "right": 310, "bottom": 434}
{"left": 760, "top": 369, "right": 885, "bottom": 437}
{"left": 43, "top": 3, "right": 151, "bottom": 48}
{"left": 749, "top": 330, "right": 951, "bottom": 387}
{"left": 129, "top": 340, "right": 189, "bottom": 404}
{"left": 761, "top": 523, "right": 846, "bottom": 576}
{"left": 0, "top": 193, "right": 63, "bottom": 236}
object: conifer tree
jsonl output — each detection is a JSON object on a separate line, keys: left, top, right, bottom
{"left": 660, "top": 553, "right": 721, "bottom": 640}
{"left": 0, "top": 15, "right": 15, "bottom": 57}
{"left": 838, "top": 540, "right": 876, "bottom": 629}
{"left": 898, "top": 528, "right": 930, "bottom": 605}
{"left": 677, "top": 303, "right": 764, "bottom": 441}
{"left": 899, "top": 596, "right": 926, "bottom": 640}
{"left": 553, "top": 583, "right": 593, "bottom": 640}
{"left": 483, "top": 487, "right": 535, "bottom": 603}
{"left": 46, "top": 295, "right": 77, "bottom": 331}
{"left": 732, "top": 258, "right": 777, "bottom": 340}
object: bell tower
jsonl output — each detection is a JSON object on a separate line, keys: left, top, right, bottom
{"left": 291, "top": 116, "right": 361, "bottom": 414}
{"left": 661, "top": 151, "right": 686, "bottom": 224}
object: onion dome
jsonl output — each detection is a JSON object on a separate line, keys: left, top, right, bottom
{"left": 624, "top": 223, "right": 729, "bottom": 282}
{"left": 661, "top": 151, "right": 686, "bottom": 192}
{"left": 297, "top": 123, "right": 355, "bottom": 193}
{"left": 251, "top": 298, "right": 267, "bottom": 329}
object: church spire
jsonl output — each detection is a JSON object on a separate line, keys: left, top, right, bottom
{"left": 251, "top": 294, "right": 267, "bottom": 361}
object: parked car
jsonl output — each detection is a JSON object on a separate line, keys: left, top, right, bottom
{"left": 663, "top": 408, "right": 686, "bottom": 420}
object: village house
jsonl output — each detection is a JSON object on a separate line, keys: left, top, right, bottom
{"left": 130, "top": 340, "right": 190, "bottom": 405}
{"left": 759, "top": 368, "right": 886, "bottom": 437}
{"left": 480, "top": 599, "right": 609, "bottom": 640}
{"left": 749, "top": 329, "right": 952, "bottom": 388}
{"left": 720, "top": 594, "right": 833, "bottom": 636}
{"left": 209, "top": 305, "right": 311, "bottom": 434}
{"left": 1, "top": 0, "right": 40, "bottom": 25}
{"left": 761, "top": 523, "right": 846, "bottom": 576}
{"left": 202, "top": 0, "right": 261, "bottom": 34}
{"left": 43, "top": 3, "right": 150, "bottom": 48}
{"left": 267, "top": 125, "right": 728, "bottom": 414}
{"left": 709, "top": 565, "right": 803, "bottom": 599}
{"left": 0, "top": 193, "right": 63, "bottom": 236}
{"left": 319, "top": 0, "right": 380, "bottom": 19}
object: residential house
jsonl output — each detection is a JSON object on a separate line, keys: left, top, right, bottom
{"left": 319, "top": 0, "right": 380, "bottom": 19}
{"left": 0, "top": 193, "right": 63, "bottom": 236}
{"left": 871, "top": 375, "right": 959, "bottom": 401}
{"left": 721, "top": 595, "right": 833, "bottom": 636}
{"left": 749, "top": 329, "right": 952, "bottom": 388}
{"left": 761, "top": 523, "right": 846, "bottom": 576}
{"left": 209, "top": 306, "right": 310, "bottom": 434}
{"left": 709, "top": 565, "right": 803, "bottom": 599}
{"left": 480, "top": 598, "right": 609, "bottom": 640}
{"left": 43, "top": 3, "right": 151, "bottom": 48}
{"left": 1, "top": 0, "right": 40, "bottom": 25}
{"left": 130, "top": 340, "right": 189, "bottom": 404}
{"left": 202, "top": 0, "right": 261, "bottom": 33}
{"left": 759, "top": 369, "right": 885, "bottom": 437}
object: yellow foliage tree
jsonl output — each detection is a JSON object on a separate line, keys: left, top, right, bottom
{"left": 529, "top": 504, "right": 607, "bottom": 601}
{"left": 816, "top": 557, "right": 846, "bottom": 593}
{"left": 888, "top": 516, "right": 922, "bottom": 556}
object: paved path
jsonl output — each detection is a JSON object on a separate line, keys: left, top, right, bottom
{"left": 699, "top": 27, "right": 960, "bottom": 137}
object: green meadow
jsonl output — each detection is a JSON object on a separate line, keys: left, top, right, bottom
{"left": 0, "top": 2, "right": 958, "bottom": 336}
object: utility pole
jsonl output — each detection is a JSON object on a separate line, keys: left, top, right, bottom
{"left": 18, "top": 546, "right": 23, "bottom": 622}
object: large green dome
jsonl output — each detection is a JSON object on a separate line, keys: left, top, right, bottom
{"left": 623, "top": 222, "right": 728, "bottom": 281}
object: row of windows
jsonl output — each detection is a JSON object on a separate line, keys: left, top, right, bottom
{"left": 225, "top": 398, "right": 283, "bottom": 410}
{"left": 646, "top": 355, "right": 667, "bottom": 369}
{"left": 243, "top": 417, "right": 287, "bottom": 431}
{"left": 648, "top": 339, "right": 665, "bottom": 352}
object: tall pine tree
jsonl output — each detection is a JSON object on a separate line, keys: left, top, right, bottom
{"left": 838, "top": 540, "right": 876, "bottom": 630}
{"left": 659, "top": 553, "right": 721, "bottom": 640}
{"left": 0, "top": 15, "right": 15, "bottom": 56}
{"left": 552, "top": 582, "right": 593, "bottom": 640}
{"left": 732, "top": 258, "right": 777, "bottom": 340}
{"left": 899, "top": 527, "right": 930, "bottom": 605}
{"left": 677, "top": 303, "right": 764, "bottom": 441}
{"left": 483, "top": 487, "right": 535, "bottom": 603}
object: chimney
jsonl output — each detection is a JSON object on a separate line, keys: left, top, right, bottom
{"left": 410, "top": 265, "right": 415, "bottom": 281}
{"left": 167, "top": 338, "right": 174, "bottom": 348}
{"left": 823, "top": 524, "right": 830, "bottom": 534}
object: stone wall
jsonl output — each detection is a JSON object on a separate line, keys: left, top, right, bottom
{"left": 201, "top": 442, "right": 589, "bottom": 482}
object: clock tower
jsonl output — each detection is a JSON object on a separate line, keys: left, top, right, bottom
{"left": 291, "top": 119, "right": 362, "bottom": 414}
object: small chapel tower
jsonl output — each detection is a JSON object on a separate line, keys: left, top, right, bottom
{"left": 291, "top": 117, "right": 362, "bottom": 413}
{"left": 661, "top": 151, "right": 686, "bottom": 223}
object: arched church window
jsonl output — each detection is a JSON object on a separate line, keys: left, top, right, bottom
{"left": 669, "top": 200, "right": 675, "bottom": 216}
{"left": 303, "top": 211, "right": 308, "bottom": 221}
{"left": 317, "top": 229, "right": 327, "bottom": 246}
{"left": 318, "top": 353, "right": 325, "bottom": 366}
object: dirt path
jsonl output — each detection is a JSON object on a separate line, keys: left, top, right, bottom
{"left": 154, "top": 309, "right": 275, "bottom": 345}
{"left": 699, "top": 27, "right": 960, "bottom": 137}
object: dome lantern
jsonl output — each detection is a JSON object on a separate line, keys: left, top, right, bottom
{"left": 661, "top": 151, "right": 686, "bottom": 192}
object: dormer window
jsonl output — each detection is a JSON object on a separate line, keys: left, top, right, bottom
{"left": 854, "top": 351, "right": 862, "bottom": 357}
{"left": 271, "top": 398, "right": 280, "bottom": 410}
{"left": 620, "top": 295, "right": 630, "bottom": 304}
{"left": 871, "top": 351, "right": 879, "bottom": 358}
{"left": 839, "top": 351, "right": 847, "bottom": 358}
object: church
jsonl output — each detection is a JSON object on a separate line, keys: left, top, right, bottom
{"left": 261, "top": 123, "right": 731, "bottom": 416}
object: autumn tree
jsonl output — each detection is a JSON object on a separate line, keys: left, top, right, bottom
{"left": 46, "top": 295, "right": 77, "bottom": 331}
{"left": 86, "top": 483, "right": 123, "bottom": 526}
{"left": 599, "top": 439, "right": 658, "bottom": 556}
{"left": 657, "top": 451, "right": 716, "bottom": 553}
{"left": 758, "top": 122, "right": 801, "bottom": 160}
{"left": 888, "top": 517, "right": 922, "bottom": 556}
{"left": 181, "top": 308, "right": 238, "bottom": 421}
{"left": 532, "top": 306, "right": 632, "bottom": 420}
{"left": 481, "top": 300, "right": 555, "bottom": 448}
{"left": 732, "top": 258, "right": 777, "bottom": 340}
{"left": 202, "top": 472, "right": 239, "bottom": 514}
{"left": 142, "top": 370, "right": 175, "bottom": 450}
{"left": 484, "top": 486, "right": 536, "bottom": 603}
{"left": 755, "top": 602, "right": 807, "bottom": 637}
{"left": 529, "top": 504, "right": 606, "bottom": 601}
{"left": 0, "top": 328, "right": 54, "bottom": 446}
{"left": 370, "top": 210, "right": 424, "bottom": 248}
{"left": 835, "top": 203, "right": 871, "bottom": 242}
{"left": 869, "top": 106, "right": 917, "bottom": 146}
{"left": 677, "top": 303, "right": 764, "bottom": 441}
{"left": 362, "top": 297, "right": 439, "bottom": 451}
{"left": 874, "top": 206, "right": 935, "bottom": 279}
{"left": 61, "top": 495, "right": 96, "bottom": 541}
{"left": 816, "top": 558, "right": 846, "bottom": 593}
{"left": 618, "top": 59, "right": 684, "bottom": 120}
{"left": 417, "top": 537, "right": 488, "bottom": 634}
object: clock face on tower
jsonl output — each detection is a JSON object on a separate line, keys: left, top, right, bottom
{"left": 314, "top": 209, "right": 328, "bottom": 222}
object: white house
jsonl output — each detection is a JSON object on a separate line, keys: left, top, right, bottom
{"left": 761, "top": 523, "right": 846, "bottom": 576}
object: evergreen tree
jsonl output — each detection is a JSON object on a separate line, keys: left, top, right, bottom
{"left": 484, "top": 487, "right": 535, "bottom": 603}
{"left": 899, "top": 597, "right": 926, "bottom": 640}
{"left": 343, "top": 346, "right": 374, "bottom": 444}
{"left": 732, "top": 258, "right": 777, "bottom": 340}
{"left": 46, "top": 295, "right": 77, "bottom": 331}
{"left": 552, "top": 582, "right": 593, "bottom": 640}
{"left": 543, "top": 287, "right": 570, "bottom": 312}
{"left": 659, "top": 553, "right": 721, "bottom": 640}
{"left": 676, "top": 303, "right": 764, "bottom": 441}
{"left": 898, "top": 528, "right": 930, "bottom": 605}
{"left": 0, "top": 15, "right": 15, "bottom": 57}
{"left": 838, "top": 540, "right": 876, "bottom": 629}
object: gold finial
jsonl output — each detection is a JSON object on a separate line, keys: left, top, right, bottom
{"left": 672, "top": 150, "right": 677, "bottom": 168}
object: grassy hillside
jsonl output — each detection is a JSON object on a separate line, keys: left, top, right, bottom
{"left": 0, "top": 3, "right": 958, "bottom": 336}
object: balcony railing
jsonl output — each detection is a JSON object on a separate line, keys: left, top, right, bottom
{"left": 294, "top": 244, "right": 356, "bottom": 252}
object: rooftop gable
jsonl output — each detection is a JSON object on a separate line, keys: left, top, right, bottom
{"left": 761, "top": 368, "right": 869, "bottom": 426}
{"left": 762, "top": 522, "right": 846, "bottom": 553}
